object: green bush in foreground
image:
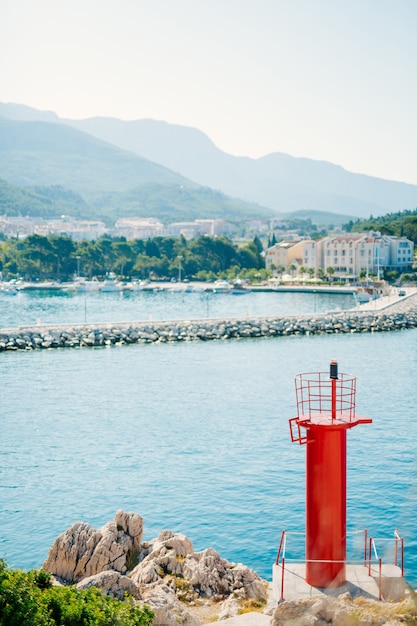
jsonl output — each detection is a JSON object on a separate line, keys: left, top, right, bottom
{"left": 0, "top": 559, "right": 154, "bottom": 626}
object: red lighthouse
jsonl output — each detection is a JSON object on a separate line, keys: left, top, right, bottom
{"left": 289, "top": 361, "right": 372, "bottom": 588}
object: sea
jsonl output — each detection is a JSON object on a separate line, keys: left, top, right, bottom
{"left": 1, "top": 286, "right": 416, "bottom": 586}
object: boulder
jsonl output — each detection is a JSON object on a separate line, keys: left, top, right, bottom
{"left": 140, "top": 583, "right": 202, "bottom": 626}
{"left": 130, "top": 532, "right": 266, "bottom": 604}
{"left": 76, "top": 570, "right": 140, "bottom": 600}
{"left": 43, "top": 510, "right": 144, "bottom": 583}
{"left": 181, "top": 547, "right": 267, "bottom": 601}
{"left": 270, "top": 594, "right": 414, "bottom": 626}
{"left": 130, "top": 530, "right": 195, "bottom": 585}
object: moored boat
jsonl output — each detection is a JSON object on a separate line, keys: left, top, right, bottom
{"left": 213, "top": 280, "right": 232, "bottom": 293}
{"left": 74, "top": 277, "right": 101, "bottom": 292}
{"left": 354, "top": 280, "right": 390, "bottom": 304}
{"left": 100, "top": 273, "right": 123, "bottom": 292}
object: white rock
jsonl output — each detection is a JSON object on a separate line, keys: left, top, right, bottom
{"left": 43, "top": 510, "right": 144, "bottom": 582}
{"left": 76, "top": 570, "right": 140, "bottom": 600}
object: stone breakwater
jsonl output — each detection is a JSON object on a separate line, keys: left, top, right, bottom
{"left": 2, "top": 295, "right": 417, "bottom": 352}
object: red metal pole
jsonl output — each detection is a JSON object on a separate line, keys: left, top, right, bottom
{"left": 305, "top": 423, "right": 347, "bottom": 587}
{"left": 275, "top": 531, "right": 285, "bottom": 565}
{"left": 364, "top": 529, "right": 368, "bottom": 566}
{"left": 401, "top": 538, "right": 405, "bottom": 577}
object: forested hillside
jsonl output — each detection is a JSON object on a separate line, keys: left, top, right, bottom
{"left": 344, "top": 208, "right": 417, "bottom": 244}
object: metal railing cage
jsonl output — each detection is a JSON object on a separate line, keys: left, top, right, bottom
{"left": 294, "top": 370, "right": 357, "bottom": 421}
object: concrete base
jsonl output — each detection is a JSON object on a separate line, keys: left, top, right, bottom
{"left": 273, "top": 563, "right": 405, "bottom": 603}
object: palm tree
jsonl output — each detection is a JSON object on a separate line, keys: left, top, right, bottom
{"left": 326, "top": 266, "right": 335, "bottom": 284}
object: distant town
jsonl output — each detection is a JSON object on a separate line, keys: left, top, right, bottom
{"left": 0, "top": 213, "right": 414, "bottom": 284}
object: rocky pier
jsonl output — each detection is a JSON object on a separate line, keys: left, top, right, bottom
{"left": 1, "top": 293, "right": 417, "bottom": 352}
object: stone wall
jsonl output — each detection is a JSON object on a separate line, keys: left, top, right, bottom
{"left": 1, "top": 296, "right": 417, "bottom": 352}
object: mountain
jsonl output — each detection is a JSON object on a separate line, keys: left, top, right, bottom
{"left": 62, "top": 116, "right": 417, "bottom": 218}
{"left": 2, "top": 102, "right": 417, "bottom": 221}
{"left": 0, "top": 117, "right": 192, "bottom": 195}
{"left": 0, "top": 113, "right": 273, "bottom": 223}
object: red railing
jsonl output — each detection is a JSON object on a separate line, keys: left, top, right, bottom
{"left": 275, "top": 528, "right": 404, "bottom": 602}
{"left": 367, "top": 529, "right": 405, "bottom": 600}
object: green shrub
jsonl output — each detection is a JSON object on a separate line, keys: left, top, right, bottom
{"left": 0, "top": 559, "right": 154, "bottom": 626}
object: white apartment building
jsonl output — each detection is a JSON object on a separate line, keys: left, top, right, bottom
{"left": 317, "top": 232, "right": 414, "bottom": 277}
{"left": 35, "top": 218, "right": 107, "bottom": 241}
{"left": 112, "top": 217, "right": 168, "bottom": 239}
{"left": 266, "top": 231, "right": 414, "bottom": 278}
{"left": 167, "top": 219, "right": 233, "bottom": 238}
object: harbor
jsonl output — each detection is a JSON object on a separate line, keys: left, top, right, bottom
{"left": 0, "top": 287, "right": 416, "bottom": 351}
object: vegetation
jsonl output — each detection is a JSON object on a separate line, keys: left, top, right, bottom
{"left": 0, "top": 177, "right": 272, "bottom": 225}
{"left": 0, "top": 559, "right": 153, "bottom": 626}
{"left": 0, "top": 179, "right": 92, "bottom": 219}
{"left": 344, "top": 208, "right": 417, "bottom": 244}
{"left": 0, "top": 233, "right": 267, "bottom": 282}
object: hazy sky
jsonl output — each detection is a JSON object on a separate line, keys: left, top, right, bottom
{"left": 1, "top": 0, "right": 417, "bottom": 184}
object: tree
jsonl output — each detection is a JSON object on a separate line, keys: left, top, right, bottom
{"left": 20, "top": 234, "right": 54, "bottom": 279}
{"left": 49, "top": 235, "right": 75, "bottom": 280}
{"left": 73, "top": 240, "right": 101, "bottom": 278}
{"left": 253, "top": 235, "right": 263, "bottom": 254}
{"left": 145, "top": 238, "right": 161, "bottom": 258}
{"left": 111, "top": 241, "right": 135, "bottom": 277}
{"left": 268, "top": 233, "right": 277, "bottom": 247}
{"left": 326, "top": 266, "right": 335, "bottom": 283}
{"left": 95, "top": 236, "right": 117, "bottom": 273}
{"left": 238, "top": 241, "right": 263, "bottom": 269}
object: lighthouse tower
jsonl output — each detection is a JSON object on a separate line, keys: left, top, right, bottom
{"left": 289, "top": 361, "right": 372, "bottom": 588}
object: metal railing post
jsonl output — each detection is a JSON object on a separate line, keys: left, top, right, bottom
{"left": 401, "top": 538, "right": 405, "bottom": 577}
{"left": 275, "top": 531, "right": 285, "bottom": 565}
{"left": 364, "top": 529, "right": 368, "bottom": 565}
{"left": 378, "top": 558, "right": 382, "bottom": 601}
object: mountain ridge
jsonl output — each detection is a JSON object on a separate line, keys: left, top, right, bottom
{"left": 62, "top": 115, "right": 417, "bottom": 217}
{"left": 1, "top": 101, "right": 417, "bottom": 222}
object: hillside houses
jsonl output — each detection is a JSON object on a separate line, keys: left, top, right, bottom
{"left": 0, "top": 215, "right": 233, "bottom": 241}
{"left": 265, "top": 231, "right": 414, "bottom": 279}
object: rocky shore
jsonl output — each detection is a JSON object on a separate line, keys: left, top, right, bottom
{"left": 1, "top": 293, "right": 417, "bottom": 352}
{"left": 43, "top": 510, "right": 269, "bottom": 626}
{"left": 41, "top": 510, "right": 416, "bottom": 626}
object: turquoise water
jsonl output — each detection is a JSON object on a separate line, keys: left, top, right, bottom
{"left": 0, "top": 291, "right": 416, "bottom": 585}
{"left": 0, "top": 287, "right": 355, "bottom": 328}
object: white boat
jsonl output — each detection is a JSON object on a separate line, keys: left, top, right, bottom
{"left": 213, "top": 280, "right": 232, "bottom": 293}
{"left": 125, "top": 280, "right": 148, "bottom": 291}
{"left": 231, "top": 280, "right": 249, "bottom": 295}
{"left": 100, "top": 273, "right": 123, "bottom": 292}
{"left": 0, "top": 282, "right": 18, "bottom": 295}
{"left": 354, "top": 281, "right": 390, "bottom": 304}
{"left": 74, "top": 277, "right": 101, "bottom": 292}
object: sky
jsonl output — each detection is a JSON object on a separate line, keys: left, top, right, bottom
{"left": 1, "top": 0, "right": 417, "bottom": 184}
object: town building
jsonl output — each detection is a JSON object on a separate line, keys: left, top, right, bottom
{"left": 266, "top": 231, "right": 414, "bottom": 279}
{"left": 112, "top": 217, "right": 167, "bottom": 239}
{"left": 265, "top": 238, "right": 311, "bottom": 273}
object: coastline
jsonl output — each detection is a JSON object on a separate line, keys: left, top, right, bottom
{"left": 0, "top": 289, "right": 417, "bottom": 352}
